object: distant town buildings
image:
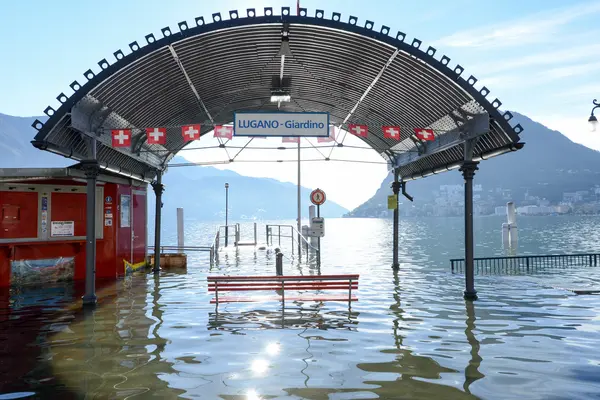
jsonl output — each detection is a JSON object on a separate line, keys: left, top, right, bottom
{"left": 394, "top": 183, "right": 600, "bottom": 217}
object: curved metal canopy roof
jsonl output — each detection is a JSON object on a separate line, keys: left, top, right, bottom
{"left": 31, "top": 6, "right": 523, "bottom": 181}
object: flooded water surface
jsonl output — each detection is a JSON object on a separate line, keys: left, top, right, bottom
{"left": 2, "top": 216, "right": 600, "bottom": 399}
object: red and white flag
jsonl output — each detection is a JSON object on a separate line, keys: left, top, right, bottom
{"left": 382, "top": 126, "right": 401, "bottom": 141}
{"left": 348, "top": 123, "right": 368, "bottom": 138}
{"left": 318, "top": 126, "right": 337, "bottom": 143}
{"left": 214, "top": 125, "right": 233, "bottom": 140}
{"left": 414, "top": 128, "right": 435, "bottom": 141}
{"left": 182, "top": 124, "right": 201, "bottom": 142}
{"left": 146, "top": 127, "right": 166, "bottom": 145}
{"left": 112, "top": 129, "right": 131, "bottom": 148}
{"left": 282, "top": 137, "right": 300, "bottom": 143}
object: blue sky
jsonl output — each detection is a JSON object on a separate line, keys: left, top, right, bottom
{"left": 1, "top": 0, "right": 599, "bottom": 208}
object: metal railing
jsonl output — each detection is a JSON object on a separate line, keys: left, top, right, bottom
{"left": 217, "top": 224, "right": 240, "bottom": 246}
{"left": 149, "top": 245, "right": 216, "bottom": 264}
{"left": 266, "top": 224, "right": 319, "bottom": 261}
{"left": 149, "top": 245, "right": 213, "bottom": 253}
{"left": 450, "top": 253, "right": 600, "bottom": 275}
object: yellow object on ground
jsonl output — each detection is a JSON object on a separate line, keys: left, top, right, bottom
{"left": 124, "top": 260, "right": 147, "bottom": 275}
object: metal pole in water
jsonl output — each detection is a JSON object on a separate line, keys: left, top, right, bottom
{"left": 225, "top": 183, "right": 229, "bottom": 247}
{"left": 82, "top": 137, "right": 99, "bottom": 306}
{"left": 276, "top": 249, "right": 283, "bottom": 276}
{"left": 392, "top": 169, "right": 400, "bottom": 270}
{"left": 297, "top": 140, "right": 302, "bottom": 262}
{"left": 152, "top": 170, "right": 164, "bottom": 274}
{"left": 317, "top": 204, "right": 321, "bottom": 267}
{"left": 460, "top": 160, "right": 479, "bottom": 300}
{"left": 177, "top": 208, "right": 184, "bottom": 252}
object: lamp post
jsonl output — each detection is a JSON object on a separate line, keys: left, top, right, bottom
{"left": 589, "top": 99, "right": 599, "bottom": 132}
{"left": 225, "top": 183, "right": 229, "bottom": 247}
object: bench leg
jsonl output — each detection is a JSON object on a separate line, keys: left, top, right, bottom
{"left": 349, "top": 279, "right": 352, "bottom": 302}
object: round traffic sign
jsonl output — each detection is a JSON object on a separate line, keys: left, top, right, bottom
{"left": 310, "top": 188, "right": 326, "bottom": 206}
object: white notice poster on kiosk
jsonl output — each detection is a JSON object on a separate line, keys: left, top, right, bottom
{"left": 120, "top": 195, "right": 131, "bottom": 228}
{"left": 51, "top": 221, "right": 74, "bottom": 237}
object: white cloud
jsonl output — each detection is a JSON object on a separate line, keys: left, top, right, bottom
{"left": 479, "top": 60, "right": 600, "bottom": 90}
{"left": 542, "top": 61, "right": 600, "bottom": 80}
{"left": 551, "top": 83, "right": 600, "bottom": 98}
{"left": 529, "top": 114, "right": 600, "bottom": 151}
{"left": 469, "top": 43, "right": 600, "bottom": 76}
{"left": 434, "top": 2, "right": 600, "bottom": 48}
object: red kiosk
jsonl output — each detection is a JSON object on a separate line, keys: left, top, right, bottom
{"left": 0, "top": 165, "right": 147, "bottom": 287}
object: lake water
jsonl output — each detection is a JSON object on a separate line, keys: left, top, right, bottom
{"left": 2, "top": 216, "right": 600, "bottom": 399}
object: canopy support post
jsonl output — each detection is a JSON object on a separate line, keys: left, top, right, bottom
{"left": 391, "top": 168, "right": 400, "bottom": 270}
{"left": 152, "top": 170, "right": 164, "bottom": 274}
{"left": 461, "top": 138, "right": 479, "bottom": 300}
{"left": 297, "top": 140, "right": 302, "bottom": 262}
{"left": 82, "top": 137, "right": 99, "bottom": 306}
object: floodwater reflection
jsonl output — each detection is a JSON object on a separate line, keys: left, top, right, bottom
{"left": 3, "top": 217, "right": 600, "bottom": 398}
{"left": 208, "top": 305, "right": 359, "bottom": 332}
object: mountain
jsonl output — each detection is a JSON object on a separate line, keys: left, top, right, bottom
{"left": 0, "top": 112, "right": 347, "bottom": 219}
{"left": 0, "top": 113, "right": 69, "bottom": 168}
{"left": 155, "top": 158, "right": 348, "bottom": 220}
{"left": 347, "top": 112, "right": 600, "bottom": 217}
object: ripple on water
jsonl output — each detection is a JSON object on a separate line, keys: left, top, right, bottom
{"left": 2, "top": 217, "right": 600, "bottom": 399}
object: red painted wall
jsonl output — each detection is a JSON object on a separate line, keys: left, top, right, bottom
{"left": 0, "top": 192, "right": 38, "bottom": 239}
{"left": 132, "top": 191, "right": 147, "bottom": 265}
{"left": 97, "top": 184, "right": 117, "bottom": 279}
{"left": 116, "top": 185, "right": 132, "bottom": 272}
{"left": 51, "top": 192, "right": 86, "bottom": 237}
{"left": 0, "top": 180, "right": 147, "bottom": 287}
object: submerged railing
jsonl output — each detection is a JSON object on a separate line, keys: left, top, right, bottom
{"left": 266, "top": 224, "right": 319, "bottom": 262}
{"left": 451, "top": 253, "right": 600, "bottom": 275}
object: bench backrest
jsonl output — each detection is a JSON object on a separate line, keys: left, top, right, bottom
{"left": 208, "top": 274, "right": 359, "bottom": 293}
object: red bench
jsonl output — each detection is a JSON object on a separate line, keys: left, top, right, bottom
{"left": 207, "top": 274, "right": 359, "bottom": 305}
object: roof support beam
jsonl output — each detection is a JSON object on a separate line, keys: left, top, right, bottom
{"left": 330, "top": 49, "right": 400, "bottom": 158}
{"left": 341, "top": 49, "right": 400, "bottom": 126}
{"left": 393, "top": 112, "right": 490, "bottom": 169}
{"left": 168, "top": 45, "right": 231, "bottom": 160}
{"left": 168, "top": 45, "right": 214, "bottom": 124}
{"left": 70, "top": 96, "right": 163, "bottom": 171}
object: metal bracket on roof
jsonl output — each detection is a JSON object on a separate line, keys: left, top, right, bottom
{"left": 132, "top": 131, "right": 147, "bottom": 155}
{"left": 393, "top": 112, "right": 489, "bottom": 169}
{"left": 72, "top": 97, "right": 112, "bottom": 136}
{"left": 464, "top": 136, "right": 480, "bottom": 162}
{"left": 70, "top": 95, "right": 164, "bottom": 170}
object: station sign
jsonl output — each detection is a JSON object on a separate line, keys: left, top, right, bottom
{"left": 234, "top": 112, "right": 329, "bottom": 137}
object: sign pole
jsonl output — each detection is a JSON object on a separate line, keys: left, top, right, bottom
{"left": 297, "top": 139, "right": 302, "bottom": 261}
{"left": 317, "top": 204, "right": 321, "bottom": 267}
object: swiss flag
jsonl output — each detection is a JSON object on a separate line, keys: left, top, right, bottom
{"left": 146, "top": 127, "right": 166, "bottom": 145}
{"left": 318, "top": 126, "right": 337, "bottom": 143}
{"left": 414, "top": 128, "right": 435, "bottom": 141}
{"left": 282, "top": 137, "right": 300, "bottom": 143}
{"left": 112, "top": 129, "right": 131, "bottom": 148}
{"left": 214, "top": 125, "right": 233, "bottom": 140}
{"left": 382, "top": 126, "right": 401, "bottom": 141}
{"left": 181, "top": 124, "right": 201, "bottom": 142}
{"left": 348, "top": 123, "right": 368, "bottom": 138}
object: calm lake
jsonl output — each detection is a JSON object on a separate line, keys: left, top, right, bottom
{"left": 2, "top": 215, "right": 600, "bottom": 399}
